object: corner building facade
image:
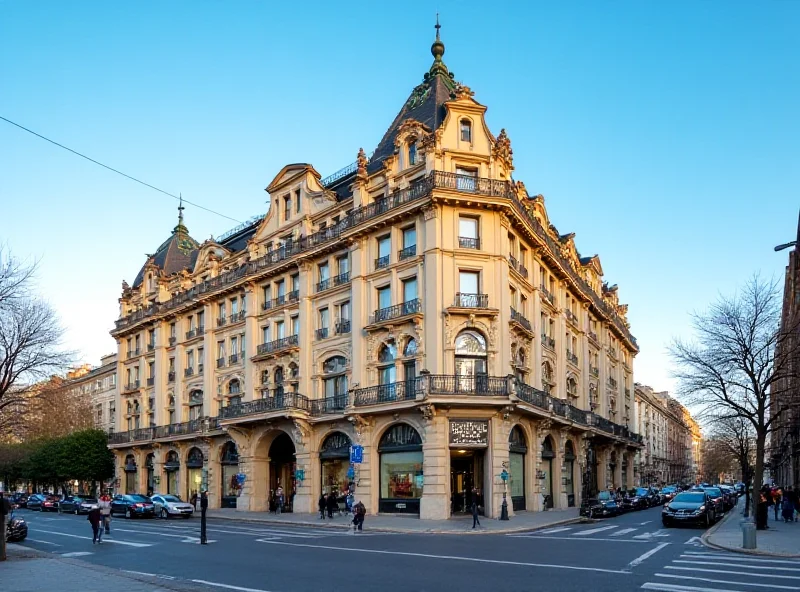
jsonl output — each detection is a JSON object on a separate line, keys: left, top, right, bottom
{"left": 109, "top": 31, "right": 642, "bottom": 519}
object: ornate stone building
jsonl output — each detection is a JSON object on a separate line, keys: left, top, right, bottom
{"left": 108, "top": 26, "right": 642, "bottom": 519}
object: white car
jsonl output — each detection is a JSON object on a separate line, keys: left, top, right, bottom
{"left": 150, "top": 494, "right": 194, "bottom": 519}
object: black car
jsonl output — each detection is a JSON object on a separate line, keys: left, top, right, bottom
{"left": 27, "top": 494, "right": 59, "bottom": 512}
{"left": 718, "top": 486, "right": 737, "bottom": 511}
{"left": 694, "top": 486, "right": 725, "bottom": 517}
{"left": 110, "top": 494, "right": 155, "bottom": 518}
{"left": 59, "top": 496, "right": 98, "bottom": 515}
{"left": 9, "top": 493, "right": 28, "bottom": 508}
{"left": 662, "top": 491, "right": 716, "bottom": 527}
{"left": 580, "top": 490, "right": 619, "bottom": 518}
{"left": 5, "top": 511, "right": 28, "bottom": 543}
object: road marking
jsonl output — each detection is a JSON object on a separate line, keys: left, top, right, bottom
{"left": 114, "top": 527, "right": 216, "bottom": 543}
{"left": 674, "top": 560, "right": 800, "bottom": 572}
{"left": 643, "top": 582, "right": 738, "bottom": 592}
{"left": 634, "top": 530, "right": 670, "bottom": 539}
{"left": 574, "top": 525, "right": 618, "bottom": 536}
{"left": 684, "top": 537, "right": 702, "bottom": 545}
{"left": 192, "top": 579, "right": 274, "bottom": 592}
{"left": 24, "top": 538, "right": 61, "bottom": 546}
{"left": 640, "top": 521, "right": 653, "bottom": 525}
{"left": 539, "top": 527, "right": 572, "bottom": 534}
{"left": 627, "top": 543, "right": 670, "bottom": 569}
{"left": 61, "top": 551, "right": 93, "bottom": 557}
{"left": 612, "top": 528, "right": 638, "bottom": 537}
{"left": 665, "top": 566, "right": 800, "bottom": 580}
{"left": 256, "top": 540, "right": 629, "bottom": 574}
{"left": 680, "top": 553, "right": 800, "bottom": 566}
{"left": 33, "top": 530, "right": 153, "bottom": 547}
{"left": 654, "top": 573, "right": 800, "bottom": 590}
{"left": 123, "top": 570, "right": 177, "bottom": 580}
{"left": 509, "top": 534, "right": 648, "bottom": 543}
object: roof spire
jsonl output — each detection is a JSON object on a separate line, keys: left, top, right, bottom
{"left": 429, "top": 14, "right": 449, "bottom": 79}
{"left": 174, "top": 193, "right": 188, "bottom": 235}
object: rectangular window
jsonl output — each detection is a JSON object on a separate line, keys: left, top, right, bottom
{"left": 276, "top": 280, "right": 286, "bottom": 298}
{"left": 291, "top": 273, "right": 299, "bottom": 293}
{"left": 402, "top": 277, "right": 418, "bottom": 302}
{"left": 377, "top": 236, "right": 391, "bottom": 258}
{"left": 126, "top": 338, "right": 132, "bottom": 354}
{"left": 520, "top": 294, "right": 528, "bottom": 315}
{"left": 262, "top": 284, "right": 271, "bottom": 303}
{"left": 295, "top": 189, "right": 301, "bottom": 213}
{"left": 319, "top": 307, "right": 330, "bottom": 329}
{"left": 262, "top": 325, "right": 270, "bottom": 343}
{"left": 408, "top": 143, "right": 417, "bottom": 166}
{"left": 319, "top": 262, "right": 330, "bottom": 282}
{"left": 377, "top": 286, "right": 391, "bottom": 310}
{"left": 169, "top": 357, "right": 175, "bottom": 372}
{"left": 186, "top": 350, "right": 194, "bottom": 369}
{"left": 148, "top": 361, "right": 154, "bottom": 378}
{"left": 339, "top": 301, "right": 351, "bottom": 321}
{"left": 402, "top": 226, "right": 416, "bottom": 249}
{"left": 458, "top": 216, "right": 479, "bottom": 248}
{"left": 217, "top": 341, "right": 225, "bottom": 358}
{"left": 275, "top": 321, "right": 285, "bottom": 339}
{"left": 148, "top": 329, "right": 155, "bottom": 347}
{"left": 456, "top": 167, "right": 477, "bottom": 192}
{"left": 337, "top": 255, "right": 349, "bottom": 275}
{"left": 291, "top": 316, "right": 299, "bottom": 336}
{"left": 230, "top": 336, "right": 238, "bottom": 355}
{"left": 460, "top": 120, "right": 472, "bottom": 142}
{"left": 218, "top": 302, "right": 226, "bottom": 320}
{"left": 197, "top": 311, "right": 204, "bottom": 328}
{"left": 510, "top": 286, "right": 517, "bottom": 308}
{"left": 520, "top": 246, "right": 528, "bottom": 268}
{"left": 135, "top": 335, "right": 141, "bottom": 350}
{"left": 284, "top": 195, "right": 291, "bottom": 220}
{"left": 230, "top": 297, "right": 239, "bottom": 315}
{"left": 170, "top": 323, "right": 176, "bottom": 338}
{"left": 188, "top": 315, "right": 195, "bottom": 330}
{"left": 459, "top": 270, "right": 480, "bottom": 294}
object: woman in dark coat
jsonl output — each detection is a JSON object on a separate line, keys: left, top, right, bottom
{"left": 319, "top": 493, "right": 327, "bottom": 519}
{"left": 327, "top": 490, "right": 338, "bottom": 518}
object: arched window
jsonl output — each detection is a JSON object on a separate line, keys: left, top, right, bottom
{"left": 187, "top": 447, "right": 204, "bottom": 468}
{"left": 378, "top": 343, "right": 396, "bottom": 385}
{"left": 564, "top": 440, "right": 576, "bottom": 506}
{"left": 460, "top": 119, "right": 472, "bottom": 142}
{"left": 567, "top": 377, "right": 578, "bottom": 398}
{"left": 189, "top": 390, "right": 203, "bottom": 420}
{"left": 541, "top": 435, "right": 555, "bottom": 509}
{"left": 408, "top": 140, "right": 417, "bottom": 166}
{"left": 509, "top": 425, "right": 527, "bottom": 510}
{"left": 323, "top": 356, "right": 348, "bottom": 399}
{"left": 403, "top": 338, "right": 418, "bottom": 357}
{"left": 455, "top": 331, "right": 486, "bottom": 355}
{"left": 228, "top": 379, "right": 241, "bottom": 395}
{"left": 220, "top": 441, "right": 240, "bottom": 507}
{"left": 455, "top": 330, "right": 488, "bottom": 391}
{"left": 542, "top": 361, "right": 554, "bottom": 394}
{"left": 273, "top": 366, "right": 285, "bottom": 398}
{"left": 378, "top": 423, "right": 423, "bottom": 514}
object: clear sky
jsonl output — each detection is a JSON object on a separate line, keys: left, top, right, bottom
{"left": 1, "top": 1, "right": 797, "bottom": 395}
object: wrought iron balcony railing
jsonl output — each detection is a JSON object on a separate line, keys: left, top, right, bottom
{"left": 217, "top": 317, "right": 227, "bottom": 327}
{"left": 588, "top": 331, "right": 599, "bottom": 344}
{"left": 565, "top": 310, "right": 579, "bottom": 326}
{"left": 220, "top": 392, "right": 310, "bottom": 419}
{"left": 370, "top": 298, "right": 421, "bottom": 324}
{"left": 352, "top": 379, "right": 420, "bottom": 407}
{"left": 317, "top": 272, "right": 350, "bottom": 293}
{"left": 590, "top": 365, "right": 599, "bottom": 377}
{"left": 169, "top": 336, "right": 177, "bottom": 346}
{"left": 315, "top": 327, "right": 329, "bottom": 341}
{"left": 454, "top": 293, "right": 489, "bottom": 308}
{"left": 335, "top": 319, "right": 351, "bottom": 335}
{"left": 398, "top": 245, "right": 417, "bottom": 260}
{"left": 510, "top": 307, "right": 532, "bottom": 332}
{"left": 310, "top": 394, "right": 348, "bottom": 415}
{"left": 124, "top": 380, "right": 140, "bottom": 391}
{"left": 217, "top": 357, "right": 226, "bottom": 368}
{"left": 608, "top": 378, "right": 618, "bottom": 389}
{"left": 147, "top": 343, "right": 155, "bottom": 352}
{"left": 375, "top": 255, "right": 390, "bottom": 269}
{"left": 229, "top": 354, "right": 239, "bottom": 365}
{"left": 256, "top": 334, "right": 299, "bottom": 356}
{"left": 566, "top": 351, "right": 579, "bottom": 365}
{"left": 539, "top": 286, "right": 555, "bottom": 306}
{"left": 541, "top": 334, "right": 556, "bottom": 350}
{"left": 184, "top": 367, "right": 194, "bottom": 377}
{"left": 458, "top": 236, "right": 480, "bottom": 250}
{"left": 146, "top": 377, "right": 155, "bottom": 387}
{"left": 427, "top": 374, "right": 508, "bottom": 396}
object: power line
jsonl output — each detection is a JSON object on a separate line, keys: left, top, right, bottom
{"left": 0, "top": 115, "right": 243, "bottom": 224}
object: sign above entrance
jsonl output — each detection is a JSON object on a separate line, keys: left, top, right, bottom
{"left": 350, "top": 445, "right": 364, "bottom": 464}
{"left": 449, "top": 420, "right": 489, "bottom": 447}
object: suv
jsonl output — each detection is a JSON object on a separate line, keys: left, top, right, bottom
{"left": 662, "top": 491, "right": 716, "bottom": 527}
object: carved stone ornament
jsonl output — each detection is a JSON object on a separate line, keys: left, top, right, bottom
{"left": 422, "top": 204, "right": 440, "bottom": 220}
{"left": 454, "top": 83, "right": 475, "bottom": 100}
{"left": 538, "top": 419, "right": 553, "bottom": 433}
{"left": 443, "top": 312, "right": 453, "bottom": 348}
{"left": 356, "top": 148, "right": 368, "bottom": 179}
{"left": 492, "top": 128, "right": 513, "bottom": 170}
{"left": 420, "top": 404, "right": 435, "bottom": 422}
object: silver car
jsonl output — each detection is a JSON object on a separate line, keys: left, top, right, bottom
{"left": 150, "top": 494, "right": 194, "bottom": 519}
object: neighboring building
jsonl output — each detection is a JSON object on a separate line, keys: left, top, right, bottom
{"left": 634, "top": 384, "right": 699, "bottom": 486}
{"left": 772, "top": 212, "right": 800, "bottom": 489}
{"left": 57, "top": 355, "right": 119, "bottom": 433}
{"left": 108, "top": 25, "right": 642, "bottom": 519}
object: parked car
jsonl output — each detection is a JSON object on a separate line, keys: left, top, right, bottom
{"left": 580, "top": 490, "right": 619, "bottom": 518}
{"left": 660, "top": 486, "right": 678, "bottom": 502}
{"left": 9, "top": 493, "right": 28, "bottom": 508}
{"left": 59, "top": 496, "right": 98, "bottom": 515}
{"left": 662, "top": 491, "right": 716, "bottom": 527}
{"left": 5, "top": 510, "right": 28, "bottom": 543}
{"left": 638, "top": 487, "right": 661, "bottom": 508}
{"left": 28, "top": 494, "right": 59, "bottom": 512}
{"left": 150, "top": 494, "right": 194, "bottom": 519}
{"left": 110, "top": 494, "right": 155, "bottom": 519}
{"left": 693, "top": 486, "right": 725, "bottom": 517}
{"left": 26, "top": 494, "right": 45, "bottom": 511}
{"left": 718, "top": 485, "right": 737, "bottom": 511}
{"left": 734, "top": 483, "right": 746, "bottom": 496}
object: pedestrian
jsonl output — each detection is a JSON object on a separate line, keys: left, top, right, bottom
{"left": 782, "top": 493, "right": 795, "bottom": 523}
{"left": 327, "top": 490, "right": 338, "bottom": 518}
{"left": 87, "top": 505, "right": 102, "bottom": 544}
{"left": 471, "top": 488, "right": 481, "bottom": 529}
{"left": 190, "top": 491, "right": 198, "bottom": 510}
{"left": 773, "top": 488, "right": 782, "bottom": 522}
{"left": 319, "top": 493, "right": 327, "bottom": 519}
{"left": 276, "top": 487, "right": 284, "bottom": 515}
{"left": 757, "top": 487, "right": 770, "bottom": 530}
{"left": 352, "top": 500, "right": 366, "bottom": 532}
{"left": 98, "top": 494, "right": 112, "bottom": 534}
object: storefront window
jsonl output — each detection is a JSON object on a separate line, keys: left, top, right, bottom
{"left": 320, "top": 432, "right": 352, "bottom": 496}
{"left": 542, "top": 436, "right": 555, "bottom": 509}
{"left": 221, "top": 441, "right": 239, "bottom": 508}
{"left": 565, "top": 440, "right": 576, "bottom": 507}
{"left": 508, "top": 425, "right": 527, "bottom": 510}
{"left": 379, "top": 423, "right": 423, "bottom": 513}
{"left": 165, "top": 450, "right": 180, "bottom": 495}
{"left": 124, "top": 454, "right": 137, "bottom": 494}
{"left": 186, "top": 447, "right": 204, "bottom": 500}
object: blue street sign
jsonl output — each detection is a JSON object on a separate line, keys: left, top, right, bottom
{"left": 349, "top": 445, "right": 364, "bottom": 464}
{"left": 295, "top": 469, "right": 305, "bottom": 481}
{"left": 235, "top": 473, "right": 247, "bottom": 486}
{"left": 347, "top": 465, "right": 355, "bottom": 480}
{"left": 500, "top": 469, "right": 509, "bottom": 482}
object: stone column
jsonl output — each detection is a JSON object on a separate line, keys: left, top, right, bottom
{"left": 596, "top": 446, "right": 609, "bottom": 491}
{"left": 420, "top": 414, "right": 448, "bottom": 520}
{"left": 558, "top": 429, "right": 570, "bottom": 509}
{"left": 613, "top": 445, "right": 623, "bottom": 490}
{"left": 293, "top": 450, "right": 315, "bottom": 513}
{"left": 350, "top": 419, "right": 375, "bottom": 514}
{"left": 490, "top": 416, "right": 512, "bottom": 518}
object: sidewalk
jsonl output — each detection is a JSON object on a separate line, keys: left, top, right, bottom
{"left": 205, "top": 506, "right": 583, "bottom": 534}
{"left": 704, "top": 500, "right": 800, "bottom": 558}
{"left": 1, "top": 544, "right": 198, "bottom": 592}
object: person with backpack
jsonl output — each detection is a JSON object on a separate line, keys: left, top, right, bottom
{"left": 352, "top": 500, "right": 366, "bottom": 532}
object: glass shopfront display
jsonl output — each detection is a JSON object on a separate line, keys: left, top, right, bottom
{"left": 379, "top": 423, "right": 423, "bottom": 514}
{"left": 165, "top": 450, "right": 180, "bottom": 495}
{"left": 541, "top": 436, "right": 555, "bottom": 509}
{"left": 220, "top": 441, "right": 239, "bottom": 508}
{"left": 509, "top": 425, "right": 527, "bottom": 511}
{"left": 186, "top": 447, "right": 204, "bottom": 500}
{"left": 565, "top": 441, "right": 576, "bottom": 507}
{"left": 124, "top": 454, "right": 137, "bottom": 494}
{"left": 320, "top": 432, "right": 352, "bottom": 497}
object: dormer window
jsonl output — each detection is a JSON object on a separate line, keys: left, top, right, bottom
{"left": 283, "top": 195, "right": 292, "bottom": 221}
{"left": 408, "top": 141, "right": 417, "bottom": 166}
{"left": 460, "top": 119, "right": 472, "bottom": 143}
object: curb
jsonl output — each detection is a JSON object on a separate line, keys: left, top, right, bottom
{"left": 701, "top": 507, "right": 800, "bottom": 559}
{"left": 206, "top": 514, "right": 585, "bottom": 535}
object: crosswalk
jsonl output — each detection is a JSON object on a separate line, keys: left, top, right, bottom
{"left": 509, "top": 523, "right": 677, "bottom": 541}
{"left": 640, "top": 550, "right": 800, "bottom": 592}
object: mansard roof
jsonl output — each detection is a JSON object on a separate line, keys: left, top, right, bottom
{"left": 132, "top": 206, "right": 199, "bottom": 288}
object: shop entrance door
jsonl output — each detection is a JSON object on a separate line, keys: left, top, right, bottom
{"left": 450, "top": 450, "right": 484, "bottom": 515}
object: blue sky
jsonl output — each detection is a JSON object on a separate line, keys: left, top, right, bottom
{"left": 1, "top": 1, "right": 797, "bottom": 395}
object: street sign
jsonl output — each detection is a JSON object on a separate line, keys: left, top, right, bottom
{"left": 500, "top": 469, "right": 509, "bottom": 482}
{"left": 347, "top": 465, "right": 355, "bottom": 480}
{"left": 295, "top": 469, "right": 305, "bottom": 481}
{"left": 235, "top": 473, "right": 247, "bottom": 487}
{"left": 350, "top": 445, "right": 363, "bottom": 464}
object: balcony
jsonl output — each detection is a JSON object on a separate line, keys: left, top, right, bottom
{"left": 335, "top": 319, "right": 351, "bottom": 335}
{"left": 541, "top": 334, "right": 555, "bottom": 351}
{"left": 168, "top": 371, "right": 175, "bottom": 382}
{"left": 510, "top": 307, "right": 533, "bottom": 333}
{"left": 398, "top": 245, "right": 417, "bottom": 260}
{"left": 255, "top": 334, "right": 299, "bottom": 357}
{"left": 217, "top": 317, "right": 227, "bottom": 327}
{"left": 590, "top": 365, "right": 599, "bottom": 377}
{"left": 566, "top": 350, "right": 579, "bottom": 366}
{"left": 186, "top": 327, "right": 204, "bottom": 340}
{"left": 588, "top": 331, "right": 599, "bottom": 345}
{"left": 229, "top": 353, "right": 239, "bottom": 365}
{"left": 539, "top": 286, "right": 555, "bottom": 306}
{"left": 264, "top": 291, "right": 299, "bottom": 311}
{"left": 220, "top": 393, "right": 310, "bottom": 419}
{"left": 435, "top": 170, "right": 514, "bottom": 197}
{"left": 427, "top": 374, "right": 508, "bottom": 396}
{"left": 509, "top": 254, "right": 518, "bottom": 269}
{"left": 184, "top": 367, "right": 194, "bottom": 377}
{"left": 565, "top": 310, "right": 579, "bottom": 327}
{"left": 146, "top": 377, "right": 155, "bottom": 387}
{"left": 608, "top": 377, "right": 618, "bottom": 389}
{"left": 453, "top": 293, "right": 489, "bottom": 308}
{"left": 370, "top": 298, "right": 421, "bottom": 325}
{"left": 232, "top": 310, "right": 246, "bottom": 323}
{"left": 317, "top": 272, "right": 350, "bottom": 293}
{"left": 310, "top": 394, "right": 348, "bottom": 415}
{"left": 353, "top": 380, "right": 419, "bottom": 407}
{"left": 123, "top": 380, "right": 140, "bottom": 392}
{"left": 147, "top": 343, "right": 155, "bottom": 352}
{"left": 169, "top": 336, "right": 177, "bottom": 346}
{"left": 458, "top": 236, "right": 480, "bottom": 250}
{"left": 315, "top": 327, "right": 329, "bottom": 341}
{"left": 217, "top": 357, "right": 226, "bottom": 369}
{"left": 375, "top": 255, "right": 390, "bottom": 269}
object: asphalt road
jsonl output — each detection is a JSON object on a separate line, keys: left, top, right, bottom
{"left": 13, "top": 500, "right": 799, "bottom": 592}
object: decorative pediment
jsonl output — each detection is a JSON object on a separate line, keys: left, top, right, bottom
{"left": 394, "top": 119, "right": 431, "bottom": 146}
{"left": 492, "top": 128, "right": 513, "bottom": 170}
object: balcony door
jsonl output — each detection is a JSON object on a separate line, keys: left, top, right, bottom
{"left": 454, "top": 331, "right": 487, "bottom": 392}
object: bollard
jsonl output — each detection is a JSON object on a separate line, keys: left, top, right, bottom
{"left": 741, "top": 519, "right": 757, "bottom": 549}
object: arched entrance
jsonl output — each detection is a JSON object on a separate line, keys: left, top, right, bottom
{"left": 320, "top": 432, "right": 352, "bottom": 497}
{"left": 541, "top": 436, "right": 555, "bottom": 509}
{"left": 220, "top": 441, "right": 239, "bottom": 508}
{"left": 509, "top": 426, "right": 527, "bottom": 511}
{"left": 269, "top": 433, "right": 295, "bottom": 512}
{"left": 165, "top": 450, "right": 180, "bottom": 495}
{"left": 564, "top": 441, "right": 576, "bottom": 507}
{"left": 379, "top": 423, "right": 423, "bottom": 514}
{"left": 124, "top": 454, "right": 137, "bottom": 494}
{"left": 145, "top": 453, "right": 155, "bottom": 495}
{"left": 186, "top": 447, "right": 204, "bottom": 500}
{"left": 455, "top": 331, "right": 488, "bottom": 391}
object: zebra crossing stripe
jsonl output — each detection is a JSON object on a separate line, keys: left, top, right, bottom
{"left": 574, "top": 525, "right": 618, "bottom": 535}
{"left": 539, "top": 527, "right": 572, "bottom": 534}
{"left": 611, "top": 528, "right": 638, "bottom": 537}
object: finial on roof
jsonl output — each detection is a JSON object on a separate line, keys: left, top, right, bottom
{"left": 431, "top": 14, "right": 445, "bottom": 62}
{"left": 174, "top": 193, "right": 189, "bottom": 235}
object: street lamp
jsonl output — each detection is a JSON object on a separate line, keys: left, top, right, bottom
{"left": 774, "top": 210, "right": 800, "bottom": 252}
{"left": 500, "top": 469, "right": 509, "bottom": 521}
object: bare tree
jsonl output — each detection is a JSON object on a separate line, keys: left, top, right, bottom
{"left": 670, "top": 274, "right": 800, "bottom": 526}
{"left": 0, "top": 246, "right": 73, "bottom": 434}
{"left": 710, "top": 415, "right": 756, "bottom": 516}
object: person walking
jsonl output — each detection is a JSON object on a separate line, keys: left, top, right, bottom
{"left": 87, "top": 505, "right": 102, "bottom": 544}
{"left": 471, "top": 488, "right": 481, "bottom": 529}
{"left": 326, "top": 490, "right": 338, "bottom": 519}
{"left": 276, "top": 487, "right": 284, "bottom": 515}
{"left": 98, "top": 494, "right": 112, "bottom": 535}
{"left": 352, "top": 500, "right": 366, "bottom": 532}
{"left": 782, "top": 492, "right": 795, "bottom": 522}
{"left": 773, "top": 488, "right": 782, "bottom": 522}
{"left": 319, "top": 493, "right": 327, "bottom": 519}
